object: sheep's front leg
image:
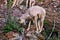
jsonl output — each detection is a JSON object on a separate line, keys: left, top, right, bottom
{"left": 35, "top": 16, "right": 39, "bottom": 33}
{"left": 27, "top": 21, "right": 31, "bottom": 31}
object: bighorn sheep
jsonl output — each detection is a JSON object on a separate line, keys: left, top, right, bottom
{"left": 20, "top": 6, "right": 46, "bottom": 33}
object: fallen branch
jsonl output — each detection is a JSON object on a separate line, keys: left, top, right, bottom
{"left": 47, "top": 17, "right": 56, "bottom": 40}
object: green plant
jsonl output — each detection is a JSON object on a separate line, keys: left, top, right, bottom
{"left": 7, "top": 0, "right": 13, "bottom": 8}
{"left": 58, "top": 37, "right": 60, "bottom": 40}
{"left": 3, "top": 0, "right": 23, "bottom": 34}
{"left": 43, "top": 20, "right": 47, "bottom": 26}
{"left": 3, "top": 15, "right": 22, "bottom": 34}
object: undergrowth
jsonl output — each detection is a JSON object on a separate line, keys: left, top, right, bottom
{"left": 3, "top": 0, "right": 23, "bottom": 34}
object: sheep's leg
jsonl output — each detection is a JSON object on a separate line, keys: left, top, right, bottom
{"left": 35, "top": 16, "right": 39, "bottom": 33}
{"left": 11, "top": 0, "right": 17, "bottom": 8}
{"left": 30, "top": 0, "right": 31, "bottom": 7}
{"left": 31, "top": 0, "right": 35, "bottom": 6}
{"left": 38, "top": 20, "right": 40, "bottom": 31}
{"left": 16, "top": 0, "right": 18, "bottom": 6}
{"left": 39, "top": 16, "right": 44, "bottom": 33}
{"left": 27, "top": 21, "right": 31, "bottom": 31}
{"left": 26, "top": 0, "right": 28, "bottom": 8}
{"left": 37, "top": 14, "right": 41, "bottom": 32}
{"left": 39, "top": 20, "right": 43, "bottom": 32}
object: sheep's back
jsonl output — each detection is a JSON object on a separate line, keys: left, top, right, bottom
{"left": 28, "top": 6, "right": 46, "bottom": 16}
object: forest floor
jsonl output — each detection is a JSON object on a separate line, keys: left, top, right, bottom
{"left": 0, "top": 0, "right": 60, "bottom": 40}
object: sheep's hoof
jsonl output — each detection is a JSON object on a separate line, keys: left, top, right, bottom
{"left": 39, "top": 28, "right": 44, "bottom": 33}
{"left": 35, "top": 31, "right": 39, "bottom": 34}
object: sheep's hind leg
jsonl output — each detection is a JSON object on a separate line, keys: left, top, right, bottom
{"left": 35, "top": 16, "right": 39, "bottom": 33}
{"left": 38, "top": 14, "right": 41, "bottom": 33}
{"left": 39, "top": 16, "right": 44, "bottom": 33}
{"left": 38, "top": 19, "right": 41, "bottom": 32}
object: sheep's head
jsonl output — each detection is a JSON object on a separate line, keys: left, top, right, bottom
{"left": 19, "top": 18, "right": 30, "bottom": 26}
{"left": 17, "top": 17, "right": 25, "bottom": 24}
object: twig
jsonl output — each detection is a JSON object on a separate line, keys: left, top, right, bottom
{"left": 47, "top": 17, "right": 56, "bottom": 40}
